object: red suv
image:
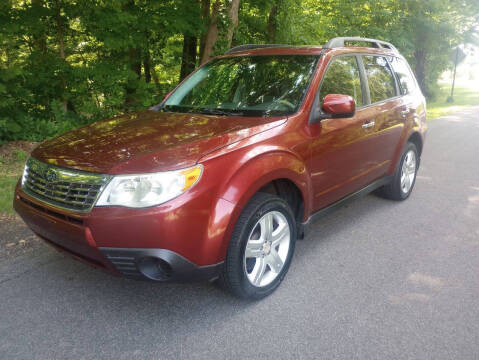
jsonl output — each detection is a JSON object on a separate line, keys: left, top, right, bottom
{"left": 14, "top": 37, "right": 426, "bottom": 299}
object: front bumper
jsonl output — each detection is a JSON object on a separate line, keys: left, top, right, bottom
{"left": 13, "top": 186, "right": 224, "bottom": 282}
{"left": 100, "top": 247, "right": 222, "bottom": 281}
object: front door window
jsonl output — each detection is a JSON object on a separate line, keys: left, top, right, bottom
{"left": 319, "top": 56, "right": 363, "bottom": 107}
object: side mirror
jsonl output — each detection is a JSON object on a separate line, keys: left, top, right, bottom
{"left": 310, "top": 94, "right": 355, "bottom": 122}
{"left": 322, "top": 94, "right": 356, "bottom": 118}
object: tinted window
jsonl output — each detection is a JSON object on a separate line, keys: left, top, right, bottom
{"left": 320, "top": 56, "right": 363, "bottom": 107}
{"left": 390, "top": 57, "right": 416, "bottom": 95}
{"left": 363, "top": 55, "right": 397, "bottom": 103}
{"left": 164, "top": 55, "right": 318, "bottom": 117}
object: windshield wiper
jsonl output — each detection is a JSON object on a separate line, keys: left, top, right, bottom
{"left": 197, "top": 108, "right": 245, "bottom": 116}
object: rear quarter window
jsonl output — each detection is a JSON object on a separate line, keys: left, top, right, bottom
{"left": 390, "top": 57, "right": 417, "bottom": 95}
{"left": 362, "top": 55, "right": 397, "bottom": 103}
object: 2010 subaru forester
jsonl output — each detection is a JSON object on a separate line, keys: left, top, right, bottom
{"left": 14, "top": 37, "right": 426, "bottom": 299}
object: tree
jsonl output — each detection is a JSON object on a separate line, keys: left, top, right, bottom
{"left": 384, "top": 0, "right": 479, "bottom": 97}
{"left": 310, "top": 0, "right": 479, "bottom": 97}
{"left": 1, "top": 0, "right": 478, "bottom": 143}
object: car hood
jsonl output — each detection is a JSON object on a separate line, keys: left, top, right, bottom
{"left": 32, "top": 110, "right": 286, "bottom": 174}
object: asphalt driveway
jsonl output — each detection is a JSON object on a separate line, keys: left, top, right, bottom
{"left": 1, "top": 107, "right": 479, "bottom": 359}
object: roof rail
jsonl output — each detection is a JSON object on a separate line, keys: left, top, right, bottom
{"left": 323, "top": 37, "right": 398, "bottom": 52}
{"left": 225, "top": 44, "right": 293, "bottom": 54}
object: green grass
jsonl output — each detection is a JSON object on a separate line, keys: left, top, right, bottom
{"left": 427, "top": 84, "right": 479, "bottom": 121}
{"left": 0, "top": 149, "right": 27, "bottom": 214}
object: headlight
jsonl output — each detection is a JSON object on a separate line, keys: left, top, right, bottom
{"left": 96, "top": 165, "right": 203, "bottom": 208}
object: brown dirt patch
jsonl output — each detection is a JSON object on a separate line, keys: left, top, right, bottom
{"left": 0, "top": 141, "right": 39, "bottom": 162}
{"left": 0, "top": 215, "right": 41, "bottom": 260}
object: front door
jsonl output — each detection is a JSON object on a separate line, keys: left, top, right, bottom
{"left": 309, "top": 55, "right": 376, "bottom": 211}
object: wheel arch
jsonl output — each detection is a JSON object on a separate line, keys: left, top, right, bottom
{"left": 389, "top": 129, "right": 424, "bottom": 175}
{"left": 218, "top": 150, "right": 312, "bottom": 219}
{"left": 210, "top": 150, "right": 312, "bottom": 262}
{"left": 408, "top": 131, "right": 423, "bottom": 156}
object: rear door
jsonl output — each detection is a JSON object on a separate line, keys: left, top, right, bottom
{"left": 355, "top": 54, "right": 404, "bottom": 184}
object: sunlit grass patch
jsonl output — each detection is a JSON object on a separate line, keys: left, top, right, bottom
{"left": 0, "top": 143, "right": 34, "bottom": 214}
{"left": 427, "top": 84, "right": 479, "bottom": 121}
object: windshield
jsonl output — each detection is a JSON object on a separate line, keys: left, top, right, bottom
{"left": 162, "top": 55, "right": 318, "bottom": 117}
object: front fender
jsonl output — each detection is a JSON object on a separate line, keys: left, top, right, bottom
{"left": 219, "top": 151, "right": 311, "bottom": 213}
{"left": 204, "top": 149, "right": 312, "bottom": 263}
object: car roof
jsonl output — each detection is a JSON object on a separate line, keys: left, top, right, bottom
{"left": 219, "top": 46, "right": 398, "bottom": 59}
{"left": 221, "top": 37, "right": 400, "bottom": 58}
{"left": 221, "top": 45, "right": 323, "bottom": 57}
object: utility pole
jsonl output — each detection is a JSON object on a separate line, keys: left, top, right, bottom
{"left": 447, "top": 47, "right": 459, "bottom": 103}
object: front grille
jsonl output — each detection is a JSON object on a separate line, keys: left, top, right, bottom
{"left": 22, "top": 157, "right": 111, "bottom": 213}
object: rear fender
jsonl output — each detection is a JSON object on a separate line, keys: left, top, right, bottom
{"left": 388, "top": 123, "right": 424, "bottom": 175}
{"left": 388, "top": 98, "right": 426, "bottom": 174}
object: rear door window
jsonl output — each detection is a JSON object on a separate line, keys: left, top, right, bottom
{"left": 320, "top": 56, "right": 363, "bottom": 107}
{"left": 390, "top": 57, "right": 416, "bottom": 95}
{"left": 362, "top": 55, "right": 397, "bottom": 103}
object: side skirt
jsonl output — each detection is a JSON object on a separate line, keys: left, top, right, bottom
{"left": 300, "top": 176, "right": 392, "bottom": 238}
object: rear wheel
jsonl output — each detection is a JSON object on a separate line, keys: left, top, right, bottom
{"left": 378, "top": 142, "right": 419, "bottom": 200}
{"left": 219, "top": 193, "right": 296, "bottom": 299}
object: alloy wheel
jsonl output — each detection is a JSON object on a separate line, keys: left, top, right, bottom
{"left": 243, "top": 211, "right": 291, "bottom": 287}
{"left": 400, "top": 150, "right": 417, "bottom": 194}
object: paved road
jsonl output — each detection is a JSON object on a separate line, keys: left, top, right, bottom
{"left": 1, "top": 107, "right": 479, "bottom": 359}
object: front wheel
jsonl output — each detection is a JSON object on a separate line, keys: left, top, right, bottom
{"left": 219, "top": 193, "right": 296, "bottom": 300}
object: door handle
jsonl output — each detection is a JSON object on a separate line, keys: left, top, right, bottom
{"left": 362, "top": 121, "right": 375, "bottom": 129}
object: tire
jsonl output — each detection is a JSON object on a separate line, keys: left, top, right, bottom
{"left": 218, "top": 192, "right": 296, "bottom": 300}
{"left": 378, "top": 142, "right": 419, "bottom": 200}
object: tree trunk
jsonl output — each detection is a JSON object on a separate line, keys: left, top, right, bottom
{"left": 123, "top": 0, "right": 141, "bottom": 107}
{"left": 151, "top": 67, "right": 161, "bottom": 94}
{"left": 143, "top": 38, "right": 152, "bottom": 83}
{"left": 55, "top": 0, "right": 69, "bottom": 112}
{"left": 129, "top": 49, "right": 142, "bottom": 79}
{"left": 180, "top": 35, "right": 198, "bottom": 81}
{"left": 32, "top": 0, "right": 47, "bottom": 56}
{"left": 56, "top": 13, "right": 65, "bottom": 59}
{"left": 200, "top": 0, "right": 220, "bottom": 64}
{"left": 225, "top": 0, "right": 240, "bottom": 48}
{"left": 414, "top": 48, "right": 427, "bottom": 95}
{"left": 199, "top": 0, "right": 211, "bottom": 63}
{"left": 150, "top": 39, "right": 164, "bottom": 94}
{"left": 200, "top": 0, "right": 240, "bottom": 64}
{"left": 144, "top": 54, "right": 151, "bottom": 83}
{"left": 267, "top": 3, "right": 278, "bottom": 42}
{"left": 125, "top": 47, "right": 142, "bottom": 106}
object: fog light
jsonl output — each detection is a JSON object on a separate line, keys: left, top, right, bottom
{"left": 137, "top": 257, "right": 173, "bottom": 280}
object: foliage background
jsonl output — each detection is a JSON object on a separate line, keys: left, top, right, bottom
{"left": 1, "top": 0, "right": 478, "bottom": 144}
